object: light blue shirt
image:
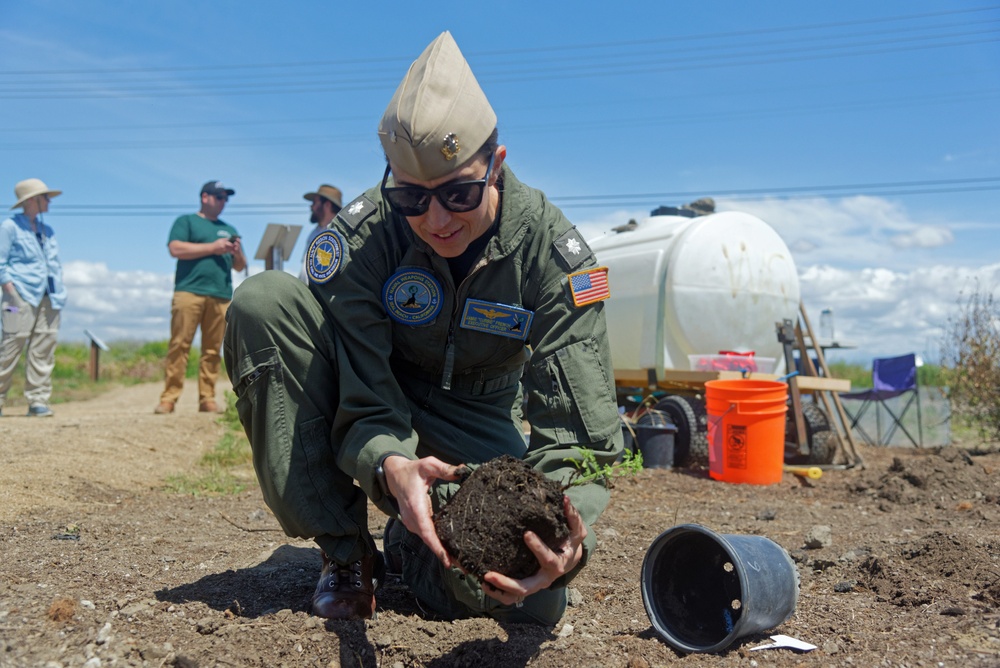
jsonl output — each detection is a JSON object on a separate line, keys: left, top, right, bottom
{"left": 298, "top": 223, "right": 326, "bottom": 284}
{"left": 0, "top": 212, "right": 67, "bottom": 310}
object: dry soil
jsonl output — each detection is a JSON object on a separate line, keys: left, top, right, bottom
{"left": 1, "top": 381, "right": 999, "bottom": 667}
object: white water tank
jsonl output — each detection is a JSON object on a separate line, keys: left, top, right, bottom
{"left": 588, "top": 209, "right": 800, "bottom": 373}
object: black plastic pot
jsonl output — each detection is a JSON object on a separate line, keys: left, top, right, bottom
{"left": 640, "top": 523, "right": 799, "bottom": 653}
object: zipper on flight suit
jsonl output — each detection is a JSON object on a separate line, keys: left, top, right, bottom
{"left": 439, "top": 253, "right": 492, "bottom": 390}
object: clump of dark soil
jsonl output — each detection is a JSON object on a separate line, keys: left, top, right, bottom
{"left": 434, "top": 455, "right": 569, "bottom": 580}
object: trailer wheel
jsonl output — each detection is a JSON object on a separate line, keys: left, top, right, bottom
{"left": 653, "top": 396, "right": 709, "bottom": 468}
{"left": 785, "top": 402, "right": 839, "bottom": 465}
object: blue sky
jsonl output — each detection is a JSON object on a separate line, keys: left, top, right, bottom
{"left": 1, "top": 1, "right": 998, "bottom": 365}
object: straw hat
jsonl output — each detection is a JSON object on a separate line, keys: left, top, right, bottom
{"left": 303, "top": 184, "right": 343, "bottom": 210}
{"left": 12, "top": 178, "right": 62, "bottom": 209}
{"left": 378, "top": 31, "right": 496, "bottom": 180}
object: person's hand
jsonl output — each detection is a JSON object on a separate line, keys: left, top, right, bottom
{"left": 382, "top": 455, "right": 465, "bottom": 568}
{"left": 211, "top": 238, "right": 238, "bottom": 256}
{"left": 479, "top": 496, "right": 587, "bottom": 606}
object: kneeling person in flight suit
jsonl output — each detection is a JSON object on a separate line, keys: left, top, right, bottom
{"left": 223, "top": 31, "right": 622, "bottom": 624}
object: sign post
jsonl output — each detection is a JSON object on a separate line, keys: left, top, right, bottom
{"left": 253, "top": 224, "right": 302, "bottom": 271}
{"left": 83, "top": 329, "right": 110, "bottom": 382}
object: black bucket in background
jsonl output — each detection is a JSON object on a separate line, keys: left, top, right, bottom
{"left": 640, "top": 523, "right": 799, "bottom": 653}
{"left": 633, "top": 410, "right": 678, "bottom": 468}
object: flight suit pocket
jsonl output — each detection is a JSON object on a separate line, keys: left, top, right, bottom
{"left": 535, "top": 337, "right": 620, "bottom": 445}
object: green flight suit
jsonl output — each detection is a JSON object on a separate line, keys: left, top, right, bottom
{"left": 224, "top": 164, "right": 623, "bottom": 624}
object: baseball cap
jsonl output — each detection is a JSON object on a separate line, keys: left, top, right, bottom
{"left": 377, "top": 31, "right": 496, "bottom": 181}
{"left": 201, "top": 180, "right": 236, "bottom": 197}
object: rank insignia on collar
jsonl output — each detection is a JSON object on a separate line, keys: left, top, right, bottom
{"left": 459, "top": 299, "right": 533, "bottom": 341}
{"left": 306, "top": 230, "right": 347, "bottom": 284}
{"left": 337, "top": 195, "right": 377, "bottom": 231}
{"left": 441, "top": 133, "right": 460, "bottom": 161}
{"left": 553, "top": 227, "right": 593, "bottom": 270}
{"left": 383, "top": 268, "right": 443, "bottom": 326}
{"left": 568, "top": 266, "right": 611, "bottom": 307}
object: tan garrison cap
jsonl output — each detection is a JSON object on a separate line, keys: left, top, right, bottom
{"left": 303, "top": 184, "right": 343, "bottom": 209}
{"left": 378, "top": 31, "right": 496, "bottom": 181}
{"left": 12, "top": 178, "right": 62, "bottom": 209}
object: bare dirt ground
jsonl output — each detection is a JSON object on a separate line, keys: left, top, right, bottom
{"left": 2, "top": 382, "right": 999, "bottom": 667}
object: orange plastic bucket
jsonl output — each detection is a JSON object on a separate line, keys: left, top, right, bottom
{"left": 705, "top": 380, "right": 789, "bottom": 485}
{"left": 705, "top": 379, "right": 787, "bottom": 401}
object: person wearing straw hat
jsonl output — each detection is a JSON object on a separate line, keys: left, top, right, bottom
{"left": 0, "top": 178, "right": 67, "bottom": 417}
{"left": 299, "top": 184, "right": 343, "bottom": 284}
{"left": 154, "top": 181, "right": 246, "bottom": 415}
{"left": 223, "top": 31, "right": 621, "bottom": 624}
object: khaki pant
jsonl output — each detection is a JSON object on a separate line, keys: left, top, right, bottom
{"left": 0, "top": 291, "right": 60, "bottom": 409}
{"left": 160, "top": 291, "right": 229, "bottom": 405}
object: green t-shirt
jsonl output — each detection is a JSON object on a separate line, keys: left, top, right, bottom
{"left": 168, "top": 213, "right": 240, "bottom": 299}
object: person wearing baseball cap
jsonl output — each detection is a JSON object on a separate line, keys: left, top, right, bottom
{"left": 224, "top": 32, "right": 620, "bottom": 623}
{"left": 0, "top": 178, "right": 67, "bottom": 417}
{"left": 155, "top": 181, "right": 246, "bottom": 415}
{"left": 299, "top": 184, "right": 343, "bottom": 284}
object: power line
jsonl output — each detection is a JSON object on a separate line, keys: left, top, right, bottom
{"left": 3, "top": 5, "right": 996, "bottom": 77}
{"left": 44, "top": 177, "right": 1000, "bottom": 217}
{"left": 2, "top": 12, "right": 997, "bottom": 99}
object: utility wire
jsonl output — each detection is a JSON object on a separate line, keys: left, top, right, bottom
{"left": 2, "top": 13, "right": 998, "bottom": 99}
{"left": 3, "top": 5, "right": 996, "bottom": 77}
{"left": 46, "top": 177, "right": 1000, "bottom": 217}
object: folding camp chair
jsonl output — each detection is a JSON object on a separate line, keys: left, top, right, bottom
{"left": 840, "top": 353, "right": 923, "bottom": 447}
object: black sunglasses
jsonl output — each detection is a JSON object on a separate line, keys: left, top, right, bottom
{"left": 381, "top": 152, "right": 495, "bottom": 217}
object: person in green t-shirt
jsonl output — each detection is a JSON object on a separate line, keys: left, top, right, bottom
{"left": 155, "top": 181, "right": 246, "bottom": 415}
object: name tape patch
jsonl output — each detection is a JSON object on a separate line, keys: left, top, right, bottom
{"left": 459, "top": 299, "right": 533, "bottom": 341}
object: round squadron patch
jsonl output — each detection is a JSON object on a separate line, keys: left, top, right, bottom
{"left": 306, "top": 230, "right": 347, "bottom": 284}
{"left": 382, "top": 268, "right": 442, "bottom": 325}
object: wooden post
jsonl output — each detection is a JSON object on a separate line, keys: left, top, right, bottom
{"left": 83, "top": 329, "right": 110, "bottom": 383}
{"left": 798, "top": 303, "right": 864, "bottom": 468}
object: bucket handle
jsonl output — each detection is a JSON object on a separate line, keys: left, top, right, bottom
{"left": 709, "top": 402, "right": 787, "bottom": 429}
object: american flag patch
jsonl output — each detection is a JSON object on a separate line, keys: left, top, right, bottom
{"left": 568, "top": 266, "right": 610, "bottom": 307}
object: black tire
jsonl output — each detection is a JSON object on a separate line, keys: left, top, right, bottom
{"left": 785, "top": 402, "right": 839, "bottom": 465}
{"left": 653, "top": 395, "right": 710, "bottom": 468}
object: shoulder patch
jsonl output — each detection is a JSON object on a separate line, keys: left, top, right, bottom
{"left": 337, "top": 195, "right": 378, "bottom": 231}
{"left": 553, "top": 227, "right": 594, "bottom": 270}
{"left": 568, "top": 266, "right": 611, "bottom": 307}
{"left": 306, "top": 230, "right": 347, "bottom": 284}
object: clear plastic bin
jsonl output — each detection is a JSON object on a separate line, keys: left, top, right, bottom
{"left": 688, "top": 354, "right": 777, "bottom": 374}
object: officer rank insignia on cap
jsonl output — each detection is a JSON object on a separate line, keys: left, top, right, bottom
{"left": 441, "top": 133, "right": 460, "bottom": 161}
{"left": 383, "top": 268, "right": 443, "bottom": 325}
{"left": 568, "top": 266, "right": 611, "bottom": 307}
{"left": 459, "top": 299, "right": 533, "bottom": 341}
{"left": 306, "top": 230, "right": 347, "bottom": 284}
{"left": 553, "top": 228, "right": 593, "bottom": 270}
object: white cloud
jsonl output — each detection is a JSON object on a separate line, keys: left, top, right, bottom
{"left": 57, "top": 261, "right": 280, "bottom": 344}
{"left": 889, "top": 225, "right": 954, "bottom": 249}
{"left": 799, "top": 262, "right": 1000, "bottom": 363}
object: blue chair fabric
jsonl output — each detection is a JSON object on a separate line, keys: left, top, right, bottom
{"left": 840, "top": 353, "right": 923, "bottom": 447}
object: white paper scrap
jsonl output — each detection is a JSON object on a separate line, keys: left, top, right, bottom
{"left": 749, "top": 634, "right": 817, "bottom": 652}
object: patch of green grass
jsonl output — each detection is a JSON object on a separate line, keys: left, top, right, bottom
{"left": 5, "top": 340, "right": 205, "bottom": 407}
{"left": 164, "top": 391, "right": 256, "bottom": 497}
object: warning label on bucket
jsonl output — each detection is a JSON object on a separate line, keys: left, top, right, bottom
{"left": 726, "top": 424, "right": 747, "bottom": 470}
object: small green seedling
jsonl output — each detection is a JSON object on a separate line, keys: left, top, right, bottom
{"left": 565, "top": 447, "right": 643, "bottom": 488}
